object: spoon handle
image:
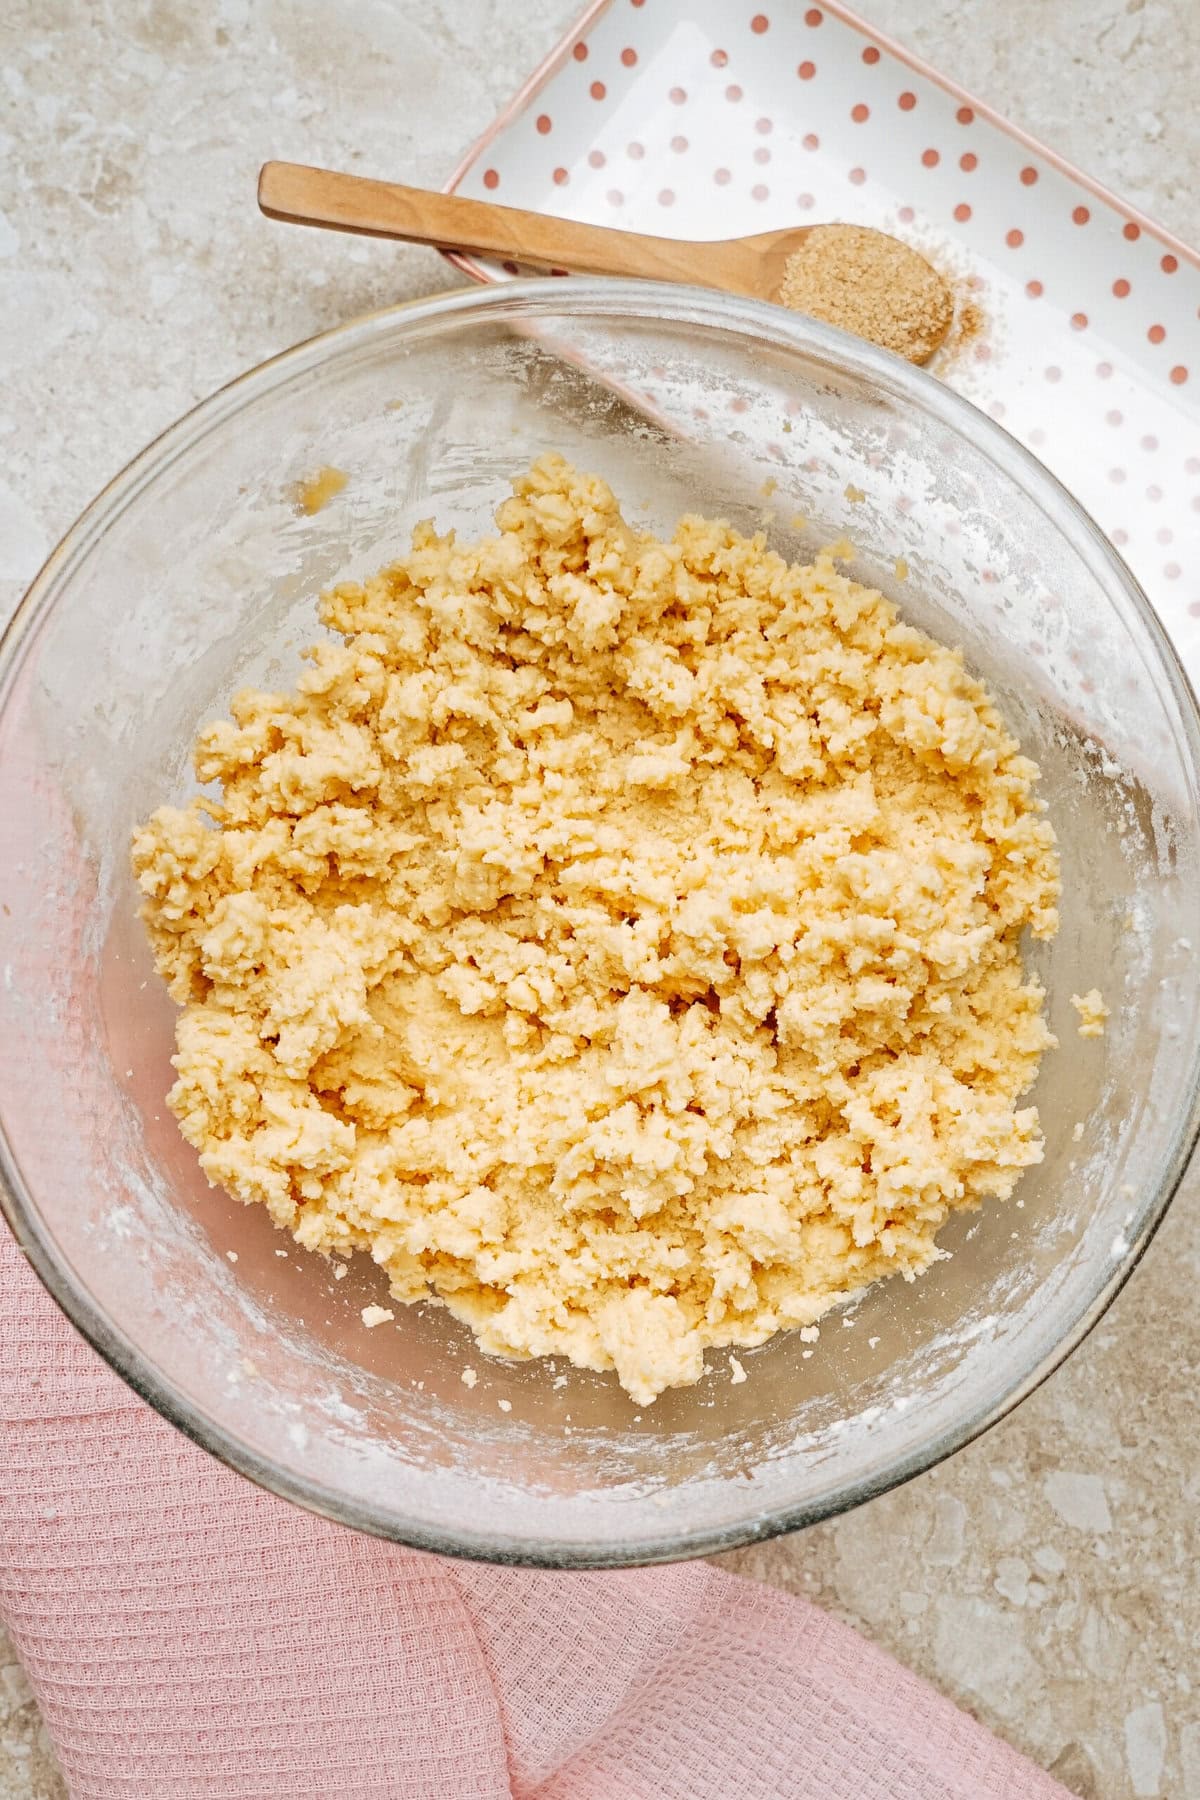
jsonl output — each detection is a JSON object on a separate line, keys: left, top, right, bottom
{"left": 258, "top": 160, "right": 755, "bottom": 290}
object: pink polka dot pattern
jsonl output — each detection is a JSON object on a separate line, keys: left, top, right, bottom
{"left": 450, "top": 0, "right": 1200, "bottom": 688}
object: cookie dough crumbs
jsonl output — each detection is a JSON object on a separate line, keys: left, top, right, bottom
{"left": 295, "top": 465, "right": 347, "bottom": 515}
{"left": 1071, "top": 989, "right": 1108, "bottom": 1038}
{"left": 1072, "top": 1121, "right": 1085, "bottom": 1143}
{"left": 333, "top": 1261, "right": 347, "bottom": 1279}
{"left": 729, "top": 1355, "right": 748, "bottom": 1384}
{"left": 497, "top": 1398, "right": 512, "bottom": 1412}
{"left": 552, "top": 1375, "right": 568, "bottom": 1390}
{"left": 134, "top": 455, "right": 1060, "bottom": 1406}
{"left": 461, "top": 1367, "right": 478, "bottom": 1389}
{"left": 360, "top": 1304, "right": 394, "bottom": 1328}
{"left": 868, "top": 1336, "right": 880, "bottom": 1348}
{"left": 799, "top": 1327, "right": 822, "bottom": 1345}
{"left": 226, "top": 1250, "right": 238, "bottom": 1263}
{"left": 844, "top": 483, "right": 866, "bottom": 504}
{"left": 778, "top": 224, "right": 954, "bottom": 363}
{"left": 275, "top": 1248, "right": 288, "bottom": 1257}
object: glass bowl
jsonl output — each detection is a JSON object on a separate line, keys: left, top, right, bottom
{"left": 2, "top": 280, "right": 1199, "bottom": 1567}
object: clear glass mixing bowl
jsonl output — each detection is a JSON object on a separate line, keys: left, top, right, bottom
{"left": 2, "top": 280, "right": 1199, "bottom": 1566}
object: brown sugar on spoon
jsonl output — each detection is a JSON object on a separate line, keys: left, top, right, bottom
{"left": 258, "top": 161, "right": 957, "bottom": 364}
{"left": 777, "top": 224, "right": 955, "bottom": 363}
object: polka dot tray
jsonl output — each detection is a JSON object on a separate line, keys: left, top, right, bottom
{"left": 445, "top": 0, "right": 1200, "bottom": 679}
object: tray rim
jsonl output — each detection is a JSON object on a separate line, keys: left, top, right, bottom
{"left": 441, "top": 0, "right": 1200, "bottom": 293}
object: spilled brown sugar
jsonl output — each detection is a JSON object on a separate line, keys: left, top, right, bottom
{"left": 778, "top": 223, "right": 954, "bottom": 364}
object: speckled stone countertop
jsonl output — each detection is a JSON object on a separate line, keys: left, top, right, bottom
{"left": 2, "top": 2, "right": 1198, "bottom": 1796}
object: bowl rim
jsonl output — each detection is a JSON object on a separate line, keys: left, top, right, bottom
{"left": 3, "top": 275, "right": 1200, "bottom": 1567}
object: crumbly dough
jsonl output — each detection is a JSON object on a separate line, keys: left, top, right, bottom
{"left": 1071, "top": 988, "right": 1108, "bottom": 1038}
{"left": 133, "top": 456, "right": 1060, "bottom": 1404}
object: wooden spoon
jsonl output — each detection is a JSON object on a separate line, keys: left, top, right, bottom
{"left": 258, "top": 160, "right": 954, "bottom": 366}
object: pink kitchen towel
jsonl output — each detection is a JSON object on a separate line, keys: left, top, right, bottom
{"left": 0, "top": 1222, "right": 1068, "bottom": 1800}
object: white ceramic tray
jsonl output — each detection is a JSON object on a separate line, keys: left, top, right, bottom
{"left": 445, "top": 0, "right": 1200, "bottom": 680}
